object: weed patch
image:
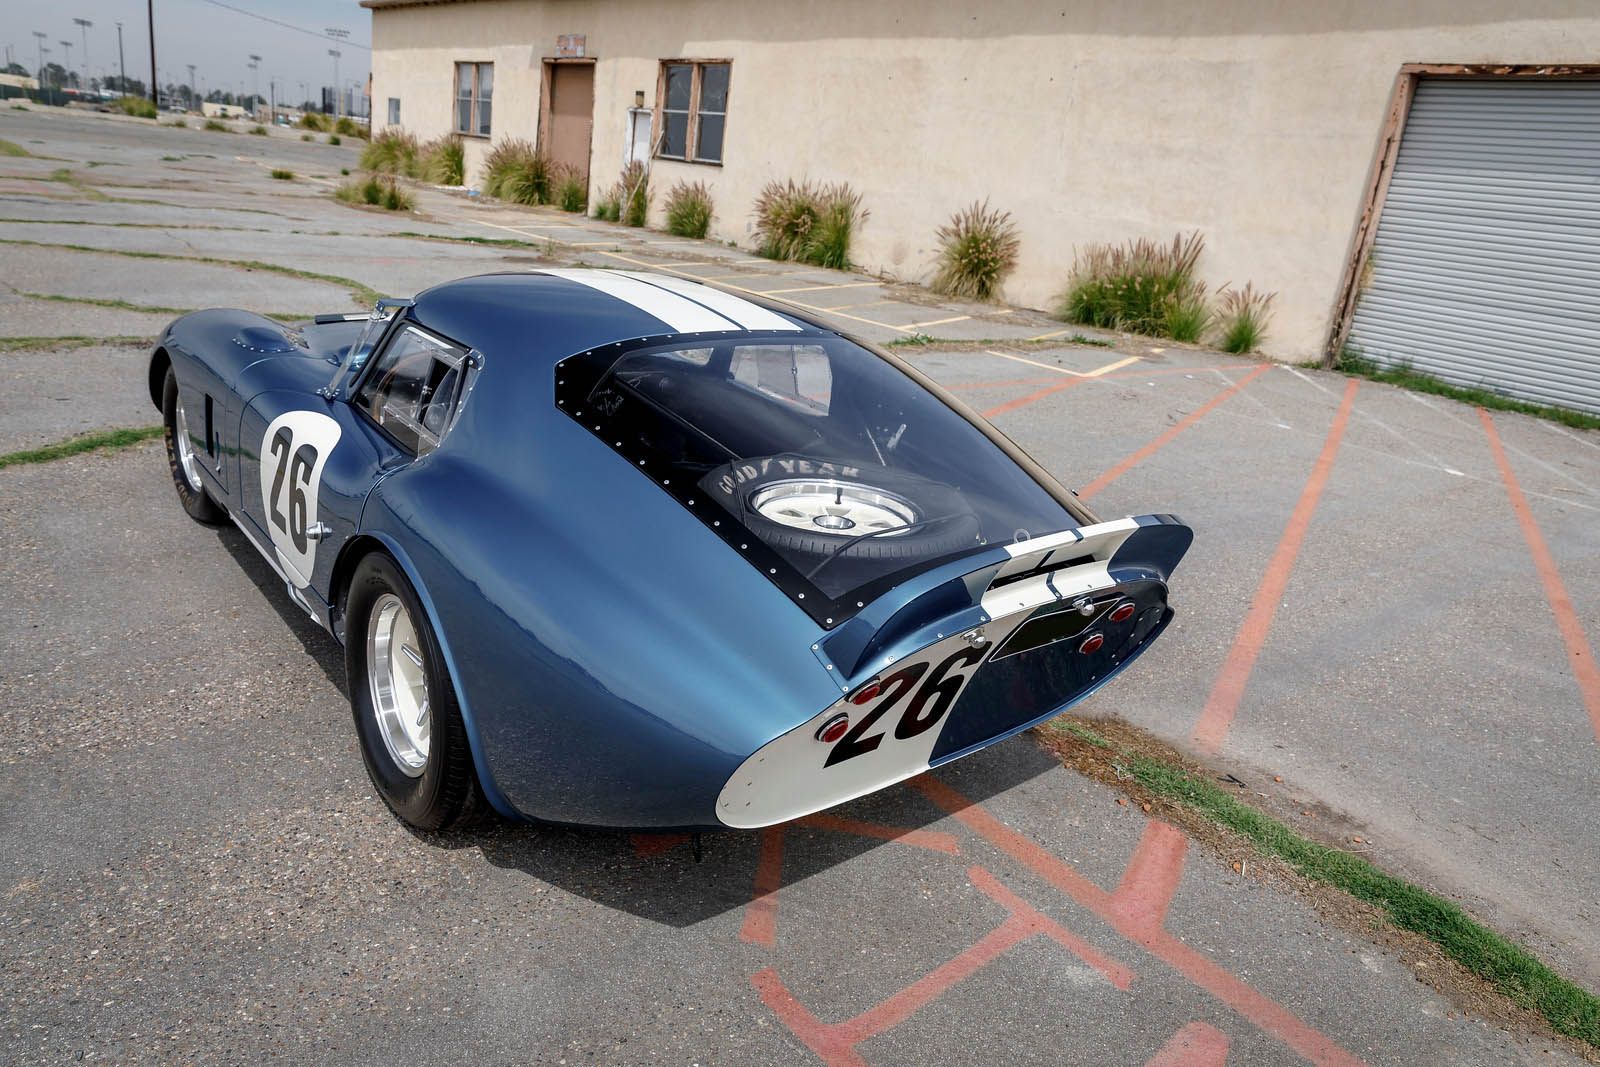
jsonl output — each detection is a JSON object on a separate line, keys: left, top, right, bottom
{"left": 664, "top": 180, "right": 714, "bottom": 238}
{"left": 334, "top": 174, "right": 413, "bottom": 213}
{"left": 419, "top": 134, "right": 464, "bottom": 185}
{"left": 932, "top": 200, "right": 1020, "bottom": 301}
{"left": 1217, "top": 284, "right": 1275, "bottom": 354}
{"left": 753, "top": 179, "right": 867, "bottom": 269}
{"left": 203, "top": 119, "right": 231, "bottom": 133}
{"left": 269, "top": 169, "right": 294, "bottom": 181}
{"left": 0, "top": 139, "right": 31, "bottom": 157}
{"left": 249, "top": 125, "right": 268, "bottom": 136}
{"left": 115, "top": 96, "right": 158, "bottom": 119}
{"left": 1058, "top": 231, "right": 1207, "bottom": 339}
{"left": 555, "top": 170, "right": 587, "bottom": 212}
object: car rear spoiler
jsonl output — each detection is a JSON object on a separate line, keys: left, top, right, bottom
{"left": 813, "top": 514, "right": 1192, "bottom": 689}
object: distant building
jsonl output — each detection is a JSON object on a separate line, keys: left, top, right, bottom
{"left": 363, "top": 0, "right": 1600, "bottom": 409}
{"left": 201, "top": 102, "right": 250, "bottom": 120}
{"left": 0, "top": 73, "right": 40, "bottom": 93}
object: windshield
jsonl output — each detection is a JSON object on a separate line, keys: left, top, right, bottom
{"left": 555, "top": 333, "right": 1077, "bottom": 625}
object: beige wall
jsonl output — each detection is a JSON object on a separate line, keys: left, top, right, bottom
{"left": 368, "top": 0, "right": 1600, "bottom": 360}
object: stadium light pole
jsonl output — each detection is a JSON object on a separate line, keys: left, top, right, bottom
{"left": 327, "top": 49, "right": 341, "bottom": 117}
{"left": 115, "top": 22, "right": 126, "bottom": 93}
{"left": 248, "top": 54, "right": 259, "bottom": 114}
{"left": 73, "top": 18, "right": 92, "bottom": 83}
{"left": 32, "top": 31, "right": 46, "bottom": 84}
{"left": 58, "top": 40, "right": 72, "bottom": 88}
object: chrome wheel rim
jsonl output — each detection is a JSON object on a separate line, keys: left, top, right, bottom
{"left": 750, "top": 479, "right": 918, "bottom": 536}
{"left": 366, "top": 593, "right": 430, "bottom": 776}
{"left": 174, "top": 399, "right": 203, "bottom": 491}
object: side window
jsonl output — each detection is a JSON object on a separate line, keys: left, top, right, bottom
{"left": 355, "top": 325, "right": 473, "bottom": 455}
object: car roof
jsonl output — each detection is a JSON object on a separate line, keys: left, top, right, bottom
{"left": 409, "top": 269, "right": 826, "bottom": 361}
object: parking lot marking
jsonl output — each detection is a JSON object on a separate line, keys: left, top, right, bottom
{"left": 906, "top": 314, "right": 972, "bottom": 329}
{"left": 741, "top": 826, "right": 786, "bottom": 947}
{"left": 1480, "top": 409, "right": 1600, "bottom": 741}
{"left": 596, "top": 249, "right": 917, "bottom": 333}
{"left": 764, "top": 281, "right": 882, "bottom": 295}
{"left": 1078, "top": 365, "right": 1272, "bottom": 501}
{"left": 1027, "top": 328, "right": 1076, "bottom": 342}
{"left": 753, "top": 865, "right": 1133, "bottom": 1066}
{"left": 1191, "top": 379, "right": 1358, "bottom": 754}
{"left": 1110, "top": 821, "right": 1188, "bottom": 933}
{"left": 1145, "top": 1022, "right": 1231, "bottom": 1067}
{"left": 914, "top": 777, "right": 1366, "bottom": 1067}
{"left": 982, "top": 377, "right": 1082, "bottom": 419}
{"left": 797, "top": 813, "right": 961, "bottom": 854}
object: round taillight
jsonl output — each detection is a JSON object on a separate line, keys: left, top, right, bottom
{"left": 849, "top": 682, "right": 882, "bottom": 705}
{"left": 1079, "top": 633, "right": 1105, "bottom": 654}
{"left": 1110, "top": 603, "right": 1137, "bottom": 624}
{"left": 816, "top": 713, "right": 851, "bottom": 744}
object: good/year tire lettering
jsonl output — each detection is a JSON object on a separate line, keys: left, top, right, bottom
{"left": 825, "top": 645, "right": 987, "bottom": 766}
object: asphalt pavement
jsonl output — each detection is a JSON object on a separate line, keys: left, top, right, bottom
{"left": 2, "top": 105, "right": 1595, "bottom": 1066}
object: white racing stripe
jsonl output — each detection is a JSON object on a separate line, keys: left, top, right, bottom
{"left": 541, "top": 268, "right": 740, "bottom": 334}
{"left": 617, "top": 272, "right": 803, "bottom": 332}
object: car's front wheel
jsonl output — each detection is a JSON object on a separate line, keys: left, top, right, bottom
{"left": 161, "top": 367, "right": 225, "bottom": 525}
{"left": 346, "top": 552, "right": 486, "bottom": 830}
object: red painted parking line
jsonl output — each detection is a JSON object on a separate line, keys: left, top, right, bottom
{"left": 740, "top": 826, "right": 785, "bottom": 947}
{"left": 914, "top": 777, "right": 1367, "bottom": 1067}
{"left": 1146, "top": 1022, "right": 1231, "bottom": 1066}
{"left": 753, "top": 865, "right": 1132, "bottom": 1067}
{"left": 1078, "top": 365, "right": 1272, "bottom": 501}
{"left": 1111, "top": 821, "right": 1188, "bottom": 933}
{"left": 982, "top": 377, "right": 1082, "bottom": 419}
{"left": 1480, "top": 409, "right": 1600, "bottom": 741}
{"left": 797, "top": 813, "right": 961, "bottom": 854}
{"left": 1190, "top": 379, "right": 1358, "bottom": 754}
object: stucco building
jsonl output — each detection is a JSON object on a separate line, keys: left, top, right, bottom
{"left": 361, "top": 1, "right": 1600, "bottom": 411}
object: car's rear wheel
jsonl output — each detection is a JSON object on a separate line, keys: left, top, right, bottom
{"left": 346, "top": 552, "right": 486, "bottom": 830}
{"left": 161, "top": 367, "right": 225, "bottom": 525}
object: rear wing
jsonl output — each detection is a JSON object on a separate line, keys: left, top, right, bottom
{"left": 814, "top": 515, "right": 1192, "bottom": 691}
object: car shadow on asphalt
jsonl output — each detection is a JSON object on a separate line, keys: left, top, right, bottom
{"left": 210, "top": 519, "right": 1062, "bottom": 930}
{"left": 213, "top": 525, "right": 348, "bottom": 695}
{"left": 423, "top": 739, "right": 1062, "bottom": 929}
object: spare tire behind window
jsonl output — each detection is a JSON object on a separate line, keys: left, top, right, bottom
{"left": 700, "top": 455, "right": 981, "bottom": 564}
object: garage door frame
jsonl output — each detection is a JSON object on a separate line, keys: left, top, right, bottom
{"left": 1322, "top": 63, "right": 1600, "bottom": 369}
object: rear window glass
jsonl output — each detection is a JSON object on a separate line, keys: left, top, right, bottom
{"left": 555, "top": 333, "right": 1075, "bottom": 625}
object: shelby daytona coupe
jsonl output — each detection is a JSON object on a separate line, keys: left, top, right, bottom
{"left": 149, "top": 269, "right": 1190, "bottom": 830}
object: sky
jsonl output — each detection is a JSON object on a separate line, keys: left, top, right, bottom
{"left": 2, "top": 0, "right": 372, "bottom": 100}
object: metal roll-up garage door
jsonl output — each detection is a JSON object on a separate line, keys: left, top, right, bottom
{"left": 1347, "top": 78, "right": 1600, "bottom": 413}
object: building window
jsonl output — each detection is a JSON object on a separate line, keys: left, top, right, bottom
{"left": 454, "top": 61, "right": 493, "bottom": 137}
{"left": 656, "top": 60, "right": 729, "bottom": 164}
{"left": 387, "top": 97, "right": 400, "bottom": 125}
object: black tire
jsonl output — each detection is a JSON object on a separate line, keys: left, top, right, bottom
{"left": 161, "top": 367, "right": 226, "bottom": 525}
{"left": 345, "top": 552, "right": 487, "bottom": 830}
{"left": 701, "top": 455, "right": 981, "bottom": 563}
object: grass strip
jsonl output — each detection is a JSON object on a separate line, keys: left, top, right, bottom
{"left": 0, "top": 426, "right": 163, "bottom": 470}
{"left": 0, "top": 238, "right": 384, "bottom": 310}
{"left": 1329, "top": 352, "right": 1600, "bottom": 432}
{"left": 1049, "top": 719, "right": 1600, "bottom": 1048}
{"left": 14, "top": 290, "right": 193, "bottom": 316}
{"left": 390, "top": 230, "right": 543, "bottom": 250}
{"left": 0, "top": 335, "right": 149, "bottom": 353}
{"left": 0, "top": 138, "right": 30, "bottom": 157}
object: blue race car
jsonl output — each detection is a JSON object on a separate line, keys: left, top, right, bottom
{"left": 148, "top": 270, "right": 1190, "bottom": 830}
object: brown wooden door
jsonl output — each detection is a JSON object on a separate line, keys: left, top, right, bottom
{"left": 545, "top": 62, "right": 595, "bottom": 190}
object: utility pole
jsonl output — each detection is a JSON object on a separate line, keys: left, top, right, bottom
{"left": 115, "top": 22, "right": 126, "bottom": 93}
{"left": 269, "top": 78, "right": 275, "bottom": 125}
{"left": 186, "top": 63, "right": 195, "bottom": 109}
{"left": 32, "top": 31, "right": 46, "bottom": 85}
{"left": 146, "top": 0, "right": 157, "bottom": 105}
{"left": 248, "top": 53, "right": 260, "bottom": 115}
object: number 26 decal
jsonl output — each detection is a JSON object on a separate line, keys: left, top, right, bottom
{"left": 258, "top": 411, "right": 341, "bottom": 589}
{"left": 824, "top": 645, "right": 986, "bottom": 768}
